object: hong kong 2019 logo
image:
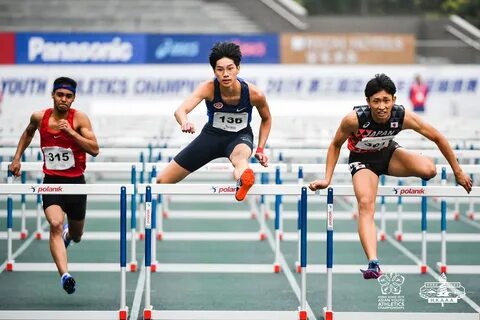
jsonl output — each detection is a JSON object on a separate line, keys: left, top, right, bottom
{"left": 377, "top": 273, "right": 405, "bottom": 310}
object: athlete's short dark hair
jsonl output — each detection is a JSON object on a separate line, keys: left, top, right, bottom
{"left": 209, "top": 42, "right": 242, "bottom": 69}
{"left": 52, "top": 77, "right": 77, "bottom": 94}
{"left": 364, "top": 73, "right": 396, "bottom": 99}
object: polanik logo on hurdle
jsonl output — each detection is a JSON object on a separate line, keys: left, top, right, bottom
{"left": 210, "top": 185, "right": 236, "bottom": 194}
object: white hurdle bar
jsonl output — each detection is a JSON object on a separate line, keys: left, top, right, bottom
{"left": 1, "top": 161, "right": 144, "bottom": 272}
{"left": 138, "top": 183, "right": 310, "bottom": 320}
{"left": 0, "top": 183, "right": 133, "bottom": 320}
{"left": 275, "top": 148, "right": 480, "bottom": 161}
{"left": 291, "top": 163, "right": 480, "bottom": 244}
{"left": 143, "top": 162, "right": 288, "bottom": 241}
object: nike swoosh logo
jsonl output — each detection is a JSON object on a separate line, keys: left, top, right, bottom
{"left": 236, "top": 107, "right": 246, "bottom": 112}
{"left": 54, "top": 135, "right": 60, "bottom": 138}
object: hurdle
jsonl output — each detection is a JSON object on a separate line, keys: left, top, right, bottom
{"left": 0, "top": 183, "right": 133, "bottom": 320}
{"left": 315, "top": 185, "right": 480, "bottom": 320}
{"left": 142, "top": 162, "right": 288, "bottom": 242}
{"left": 0, "top": 161, "right": 144, "bottom": 272}
{"left": 138, "top": 183, "right": 313, "bottom": 320}
{"left": 290, "top": 163, "right": 480, "bottom": 240}
{"left": 274, "top": 148, "right": 480, "bottom": 162}
{"left": 305, "top": 184, "right": 480, "bottom": 272}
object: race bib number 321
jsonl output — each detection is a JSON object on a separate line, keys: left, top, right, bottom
{"left": 42, "top": 147, "right": 75, "bottom": 170}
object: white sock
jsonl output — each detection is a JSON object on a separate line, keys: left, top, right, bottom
{"left": 61, "top": 272, "right": 71, "bottom": 281}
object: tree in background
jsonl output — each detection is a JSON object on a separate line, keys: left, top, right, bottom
{"left": 300, "top": 0, "right": 480, "bottom": 27}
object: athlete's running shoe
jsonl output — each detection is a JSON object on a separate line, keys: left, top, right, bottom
{"left": 61, "top": 274, "right": 76, "bottom": 294}
{"left": 62, "top": 224, "right": 71, "bottom": 248}
{"left": 235, "top": 168, "right": 255, "bottom": 201}
{"left": 360, "top": 260, "right": 382, "bottom": 279}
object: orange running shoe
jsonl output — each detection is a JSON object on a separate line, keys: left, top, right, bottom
{"left": 235, "top": 168, "right": 255, "bottom": 201}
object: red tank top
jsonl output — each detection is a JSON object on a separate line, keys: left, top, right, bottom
{"left": 410, "top": 84, "right": 428, "bottom": 106}
{"left": 40, "top": 108, "right": 86, "bottom": 177}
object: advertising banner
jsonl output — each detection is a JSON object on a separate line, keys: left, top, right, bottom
{"left": 0, "top": 64, "right": 478, "bottom": 118}
{"left": 281, "top": 33, "right": 415, "bottom": 64}
{"left": 0, "top": 32, "right": 15, "bottom": 64}
{"left": 15, "top": 33, "right": 147, "bottom": 64}
{"left": 146, "top": 34, "right": 279, "bottom": 64}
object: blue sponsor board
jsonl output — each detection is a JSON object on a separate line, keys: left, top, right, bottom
{"left": 16, "top": 33, "right": 146, "bottom": 64}
{"left": 146, "top": 34, "right": 279, "bottom": 64}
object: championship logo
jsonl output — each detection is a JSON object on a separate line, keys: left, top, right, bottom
{"left": 419, "top": 273, "right": 465, "bottom": 307}
{"left": 377, "top": 273, "right": 405, "bottom": 310}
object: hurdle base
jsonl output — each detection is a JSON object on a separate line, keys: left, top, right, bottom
{"left": 323, "top": 307, "right": 333, "bottom": 320}
{"left": 162, "top": 211, "right": 168, "bottom": 219}
{"left": 20, "top": 230, "right": 28, "bottom": 240}
{"left": 250, "top": 211, "right": 257, "bottom": 219}
{"left": 468, "top": 212, "right": 475, "bottom": 220}
{"left": 264, "top": 211, "right": 270, "bottom": 220}
{"left": 420, "top": 265, "right": 427, "bottom": 274}
{"left": 295, "top": 261, "right": 301, "bottom": 273}
{"left": 6, "top": 261, "right": 14, "bottom": 271}
{"left": 156, "top": 232, "right": 163, "bottom": 241}
{"left": 35, "top": 232, "right": 42, "bottom": 240}
{"left": 453, "top": 211, "right": 460, "bottom": 220}
{"left": 352, "top": 212, "right": 358, "bottom": 220}
{"left": 139, "top": 233, "right": 145, "bottom": 240}
{"left": 437, "top": 262, "right": 447, "bottom": 274}
{"left": 259, "top": 232, "right": 266, "bottom": 241}
{"left": 274, "top": 263, "right": 281, "bottom": 273}
{"left": 151, "top": 262, "right": 158, "bottom": 273}
{"left": 130, "top": 262, "right": 138, "bottom": 272}
{"left": 379, "top": 232, "right": 386, "bottom": 242}
{"left": 119, "top": 307, "right": 129, "bottom": 320}
{"left": 298, "top": 309, "right": 308, "bottom": 320}
{"left": 144, "top": 306, "right": 153, "bottom": 320}
{"left": 395, "top": 231, "right": 403, "bottom": 242}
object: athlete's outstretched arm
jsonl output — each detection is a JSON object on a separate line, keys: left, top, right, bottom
{"left": 249, "top": 84, "right": 271, "bottom": 167}
{"left": 174, "top": 81, "right": 212, "bottom": 134}
{"left": 403, "top": 110, "right": 472, "bottom": 192}
{"left": 9, "top": 112, "right": 42, "bottom": 176}
{"left": 309, "top": 111, "right": 357, "bottom": 191}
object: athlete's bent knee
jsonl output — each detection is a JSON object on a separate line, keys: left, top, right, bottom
{"left": 49, "top": 220, "right": 63, "bottom": 234}
{"left": 422, "top": 163, "right": 437, "bottom": 180}
{"left": 70, "top": 232, "right": 83, "bottom": 243}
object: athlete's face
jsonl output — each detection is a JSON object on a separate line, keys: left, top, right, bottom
{"left": 214, "top": 57, "right": 239, "bottom": 88}
{"left": 367, "top": 90, "right": 396, "bottom": 123}
{"left": 52, "top": 89, "right": 75, "bottom": 114}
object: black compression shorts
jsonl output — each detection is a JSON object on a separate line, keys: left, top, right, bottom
{"left": 174, "top": 124, "right": 254, "bottom": 172}
{"left": 348, "top": 141, "right": 401, "bottom": 176}
{"left": 42, "top": 174, "right": 87, "bottom": 221}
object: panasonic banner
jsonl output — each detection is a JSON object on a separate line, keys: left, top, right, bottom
{"left": 15, "top": 33, "right": 146, "bottom": 64}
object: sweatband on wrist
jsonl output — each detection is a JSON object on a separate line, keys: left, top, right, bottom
{"left": 255, "top": 147, "right": 264, "bottom": 154}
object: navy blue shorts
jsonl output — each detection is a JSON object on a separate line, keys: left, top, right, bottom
{"left": 348, "top": 141, "right": 401, "bottom": 176}
{"left": 42, "top": 174, "right": 87, "bottom": 221}
{"left": 174, "top": 124, "right": 254, "bottom": 172}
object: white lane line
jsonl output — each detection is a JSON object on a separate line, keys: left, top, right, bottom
{"left": 130, "top": 257, "right": 146, "bottom": 320}
{"left": 0, "top": 221, "right": 49, "bottom": 273}
{"left": 259, "top": 206, "right": 318, "bottom": 320}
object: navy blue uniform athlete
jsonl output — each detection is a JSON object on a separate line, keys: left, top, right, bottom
{"left": 156, "top": 42, "right": 272, "bottom": 201}
{"left": 309, "top": 73, "right": 472, "bottom": 279}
